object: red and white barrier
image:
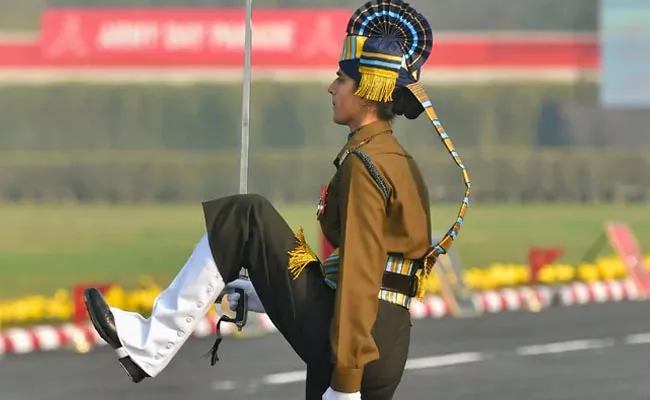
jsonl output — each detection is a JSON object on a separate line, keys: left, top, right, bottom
{"left": 557, "top": 279, "right": 639, "bottom": 306}
{"left": 0, "top": 279, "right": 641, "bottom": 356}
{"left": 0, "top": 313, "right": 257, "bottom": 355}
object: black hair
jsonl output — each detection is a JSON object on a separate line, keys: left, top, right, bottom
{"left": 352, "top": 81, "right": 425, "bottom": 122}
{"left": 377, "top": 101, "right": 397, "bottom": 122}
{"left": 391, "top": 87, "right": 425, "bottom": 120}
{"left": 373, "top": 87, "right": 426, "bottom": 122}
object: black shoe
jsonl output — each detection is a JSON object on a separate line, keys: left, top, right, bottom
{"left": 83, "top": 288, "right": 150, "bottom": 383}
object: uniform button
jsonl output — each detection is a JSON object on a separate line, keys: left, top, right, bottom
{"left": 197, "top": 302, "right": 204, "bottom": 308}
{"left": 155, "top": 355, "right": 161, "bottom": 360}
{"left": 186, "top": 317, "right": 193, "bottom": 323}
{"left": 166, "top": 343, "right": 173, "bottom": 349}
{"left": 207, "top": 285, "right": 213, "bottom": 292}
{"left": 177, "top": 331, "right": 184, "bottom": 337}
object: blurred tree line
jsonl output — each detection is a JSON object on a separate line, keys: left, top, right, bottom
{"left": 0, "top": 83, "right": 591, "bottom": 150}
{"left": 0, "top": 81, "right": 648, "bottom": 204}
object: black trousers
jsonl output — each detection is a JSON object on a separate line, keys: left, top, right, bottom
{"left": 202, "top": 194, "right": 411, "bottom": 400}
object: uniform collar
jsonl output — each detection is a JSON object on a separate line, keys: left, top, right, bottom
{"left": 334, "top": 120, "right": 392, "bottom": 167}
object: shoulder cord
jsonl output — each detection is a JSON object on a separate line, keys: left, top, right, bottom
{"left": 340, "top": 147, "right": 390, "bottom": 200}
{"left": 405, "top": 82, "right": 471, "bottom": 278}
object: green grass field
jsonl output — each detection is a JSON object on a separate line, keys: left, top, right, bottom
{"left": 1, "top": 202, "right": 649, "bottom": 299}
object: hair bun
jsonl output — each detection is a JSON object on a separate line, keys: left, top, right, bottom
{"left": 392, "top": 87, "right": 425, "bottom": 120}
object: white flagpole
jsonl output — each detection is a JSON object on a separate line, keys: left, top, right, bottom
{"left": 239, "top": 0, "right": 253, "bottom": 195}
{"left": 239, "top": 0, "right": 253, "bottom": 281}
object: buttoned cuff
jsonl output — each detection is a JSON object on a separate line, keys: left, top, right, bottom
{"left": 331, "top": 367, "right": 363, "bottom": 393}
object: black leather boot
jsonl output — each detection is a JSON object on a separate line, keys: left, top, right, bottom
{"left": 83, "top": 288, "right": 150, "bottom": 383}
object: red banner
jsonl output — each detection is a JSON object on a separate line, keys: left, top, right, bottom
{"left": 38, "top": 8, "right": 350, "bottom": 68}
{"left": 30, "top": 9, "right": 598, "bottom": 70}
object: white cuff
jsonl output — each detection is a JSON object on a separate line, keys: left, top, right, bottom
{"left": 322, "top": 387, "right": 361, "bottom": 400}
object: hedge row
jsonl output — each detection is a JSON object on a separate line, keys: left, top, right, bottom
{"left": 0, "top": 82, "right": 595, "bottom": 150}
{"left": 1, "top": 147, "right": 648, "bottom": 203}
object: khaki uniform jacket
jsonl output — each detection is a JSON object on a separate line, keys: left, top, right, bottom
{"left": 317, "top": 120, "right": 432, "bottom": 393}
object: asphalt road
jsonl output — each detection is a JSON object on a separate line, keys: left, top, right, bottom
{"left": 2, "top": 301, "right": 650, "bottom": 400}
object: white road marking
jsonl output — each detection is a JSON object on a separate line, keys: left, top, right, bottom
{"left": 405, "top": 352, "right": 484, "bottom": 370}
{"left": 211, "top": 380, "right": 238, "bottom": 391}
{"left": 624, "top": 333, "right": 650, "bottom": 344}
{"left": 252, "top": 352, "right": 486, "bottom": 387}
{"left": 516, "top": 339, "right": 615, "bottom": 356}
{"left": 212, "top": 332, "right": 648, "bottom": 392}
{"left": 263, "top": 370, "right": 306, "bottom": 385}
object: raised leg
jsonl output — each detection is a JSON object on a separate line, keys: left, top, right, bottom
{"left": 84, "top": 232, "right": 224, "bottom": 380}
{"left": 84, "top": 193, "right": 334, "bottom": 383}
{"left": 202, "top": 194, "right": 334, "bottom": 364}
{"left": 110, "top": 232, "right": 223, "bottom": 376}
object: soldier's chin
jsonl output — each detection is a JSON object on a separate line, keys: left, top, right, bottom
{"left": 332, "top": 113, "right": 347, "bottom": 126}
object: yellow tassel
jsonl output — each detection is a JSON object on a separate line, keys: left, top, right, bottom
{"left": 287, "top": 226, "right": 318, "bottom": 280}
{"left": 415, "top": 283, "right": 426, "bottom": 301}
{"left": 416, "top": 251, "right": 439, "bottom": 300}
{"left": 415, "top": 271, "right": 427, "bottom": 301}
{"left": 354, "top": 66, "right": 399, "bottom": 102}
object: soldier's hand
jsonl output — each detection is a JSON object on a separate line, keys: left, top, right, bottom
{"left": 219, "top": 278, "right": 265, "bottom": 313}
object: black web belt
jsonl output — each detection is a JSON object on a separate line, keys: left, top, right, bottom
{"left": 381, "top": 271, "right": 419, "bottom": 298}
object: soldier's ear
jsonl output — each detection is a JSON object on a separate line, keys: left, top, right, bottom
{"left": 361, "top": 100, "right": 378, "bottom": 116}
{"left": 358, "top": 97, "right": 373, "bottom": 107}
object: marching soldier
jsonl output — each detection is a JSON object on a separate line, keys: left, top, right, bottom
{"left": 83, "top": 0, "right": 470, "bottom": 399}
